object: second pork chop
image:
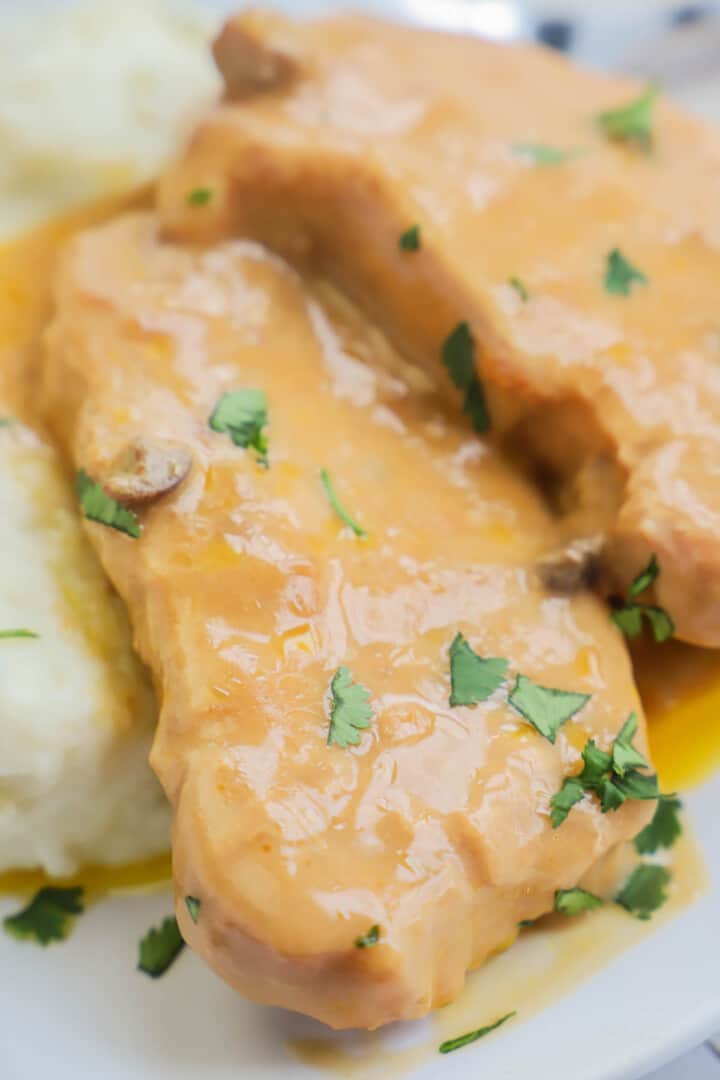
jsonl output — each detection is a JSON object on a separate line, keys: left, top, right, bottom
{"left": 159, "top": 11, "right": 720, "bottom": 647}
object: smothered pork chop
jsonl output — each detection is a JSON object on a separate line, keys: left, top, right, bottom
{"left": 159, "top": 10, "right": 720, "bottom": 648}
{"left": 42, "top": 211, "right": 655, "bottom": 1028}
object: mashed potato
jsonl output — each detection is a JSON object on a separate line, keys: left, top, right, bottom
{"left": 0, "top": 0, "right": 219, "bottom": 237}
{"left": 0, "top": 0, "right": 221, "bottom": 876}
{"left": 0, "top": 422, "right": 170, "bottom": 875}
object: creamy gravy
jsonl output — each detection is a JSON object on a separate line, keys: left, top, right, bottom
{"left": 0, "top": 196, "right": 714, "bottom": 1036}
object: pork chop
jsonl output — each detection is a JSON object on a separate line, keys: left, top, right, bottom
{"left": 158, "top": 10, "right": 720, "bottom": 647}
{"left": 42, "top": 211, "right": 654, "bottom": 1027}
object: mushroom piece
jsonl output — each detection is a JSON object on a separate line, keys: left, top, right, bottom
{"left": 213, "top": 16, "right": 299, "bottom": 100}
{"left": 537, "top": 535, "right": 605, "bottom": 594}
{"left": 103, "top": 438, "right": 192, "bottom": 505}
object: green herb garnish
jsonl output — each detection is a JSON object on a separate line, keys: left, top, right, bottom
{"left": 509, "top": 675, "right": 590, "bottom": 744}
{"left": 0, "top": 629, "right": 38, "bottom": 639}
{"left": 185, "top": 896, "right": 201, "bottom": 924}
{"left": 327, "top": 666, "right": 374, "bottom": 749}
{"left": 610, "top": 555, "right": 674, "bottom": 643}
{"left": 554, "top": 887, "right": 603, "bottom": 916}
{"left": 209, "top": 389, "right": 268, "bottom": 464}
{"left": 551, "top": 713, "right": 659, "bottom": 827}
{"left": 441, "top": 322, "right": 490, "bottom": 433}
{"left": 320, "top": 468, "right": 366, "bottom": 538}
{"left": 439, "top": 1011, "right": 516, "bottom": 1055}
{"left": 188, "top": 187, "right": 213, "bottom": 206}
{"left": 634, "top": 795, "right": 682, "bottom": 855}
{"left": 3, "top": 886, "right": 84, "bottom": 945}
{"left": 596, "top": 85, "right": 658, "bottom": 150}
{"left": 76, "top": 470, "right": 141, "bottom": 538}
{"left": 604, "top": 248, "right": 648, "bottom": 297}
{"left": 616, "top": 864, "right": 670, "bottom": 920}
{"left": 138, "top": 915, "right": 185, "bottom": 978}
{"left": 448, "top": 632, "right": 507, "bottom": 708}
{"left": 509, "top": 276, "right": 530, "bottom": 301}
{"left": 354, "top": 924, "right": 380, "bottom": 949}
{"left": 399, "top": 225, "right": 421, "bottom": 252}
{"left": 513, "top": 143, "right": 573, "bottom": 165}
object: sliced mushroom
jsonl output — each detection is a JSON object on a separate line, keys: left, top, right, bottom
{"left": 537, "top": 535, "right": 605, "bottom": 594}
{"left": 213, "top": 16, "right": 299, "bottom": 100}
{"left": 103, "top": 438, "right": 192, "bottom": 505}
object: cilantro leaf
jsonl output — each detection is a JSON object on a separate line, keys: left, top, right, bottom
{"left": 320, "top": 468, "right": 366, "bottom": 538}
{"left": 448, "top": 633, "right": 507, "bottom": 708}
{"left": 508, "top": 675, "right": 590, "bottom": 744}
{"left": 604, "top": 248, "right": 648, "bottom": 297}
{"left": 185, "top": 896, "right": 201, "bottom": 924}
{"left": 399, "top": 225, "right": 421, "bottom": 251}
{"left": 209, "top": 389, "right": 268, "bottom": 464}
{"left": 509, "top": 276, "right": 530, "bottom": 301}
{"left": 3, "top": 886, "right": 84, "bottom": 945}
{"left": 0, "top": 629, "right": 38, "bottom": 639}
{"left": 611, "top": 604, "right": 644, "bottom": 638}
{"left": 439, "top": 1011, "right": 516, "bottom": 1055}
{"left": 355, "top": 924, "right": 380, "bottom": 949}
{"left": 611, "top": 713, "right": 649, "bottom": 776}
{"left": 327, "top": 666, "right": 374, "bottom": 748}
{"left": 634, "top": 795, "right": 683, "bottom": 855}
{"left": 550, "top": 776, "right": 585, "bottom": 827}
{"left": 441, "top": 322, "right": 490, "bottom": 433}
{"left": 614, "top": 769, "right": 660, "bottom": 801}
{"left": 552, "top": 717, "right": 658, "bottom": 828}
{"left": 77, "top": 469, "right": 141, "bottom": 538}
{"left": 596, "top": 85, "right": 658, "bottom": 150}
{"left": 138, "top": 915, "right": 185, "bottom": 978}
{"left": 577, "top": 740, "right": 613, "bottom": 787}
{"left": 513, "top": 143, "right": 573, "bottom": 165}
{"left": 616, "top": 864, "right": 670, "bottom": 920}
{"left": 610, "top": 554, "right": 674, "bottom": 643}
{"left": 188, "top": 187, "right": 213, "bottom": 206}
{"left": 643, "top": 606, "right": 675, "bottom": 644}
{"left": 628, "top": 554, "right": 659, "bottom": 598}
{"left": 554, "top": 887, "right": 603, "bottom": 916}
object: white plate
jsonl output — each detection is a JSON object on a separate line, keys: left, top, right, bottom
{"left": 1, "top": 777, "right": 718, "bottom": 1080}
{"left": 1, "top": 3, "right": 719, "bottom": 1079}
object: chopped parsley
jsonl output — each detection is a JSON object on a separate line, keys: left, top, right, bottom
{"left": 3, "top": 886, "right": 84, "bottom": 945}
{"left": 508, "top": 675, "right": 590, "bottom": 744}
{"left": 76, "top": 469, "right": 141, "bottom": 538}
{"left": 604, "top": 248, "right": 648, "bottom": 297}
{"left": 188, "top": 187, "right": 213, "bottom": 206}
{"left": 448, "top": 632, "right": 507, "bottom": 708}
{"left": 0, "top": 629, "right": 38, "bottom": 639}
{"left": 185, "top": 896, "right": 201, "bottom": 924}
{"left": 554, "top": 887, "right": 603, "bottom": 916}
{"left": 509, "top": 276, "right": 530, "bottom": 301}
{"left": 138, "top": 915, "right": 185, "bottom": 978}
{"left": 320, "top": 468, "right": 366, "bottom": 538}
{"left": 610, "top": 554, "right": 674, "bottom": 643}
{"left": 399, "top": 225, "right": 421, "bottom": 252}
{"left": 209, "top": 389, "right": 268, "bottom": 465}
{"left": 441, "top": 321, "right": 489, "bottom": 433}
{"left": 513, "top": 143, "right": 573, "bottom": 165}
{"left": 326, "top": 666, "right": 374, "bottom": 748}
{"left": 354, "top": 924, "right": 380, "bottom": 949}
{"left": 551, "top": 712, "right": 659, "bottom": 827}
{"left": 439, "top": 1011, "right": 516, "bottom": 1055}
{"left": 616, "top": 864, "right": 670, "bottom": 920}
{"left": 634, "top": 795, "right": 682, "bottom": 855}
{"left": 596, "top": 85, "right": 658, "bottom": 150}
